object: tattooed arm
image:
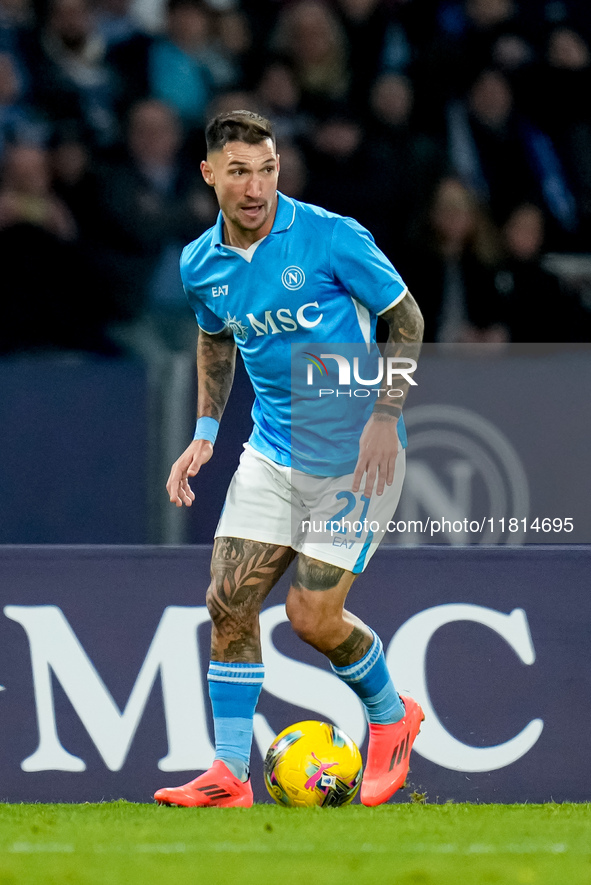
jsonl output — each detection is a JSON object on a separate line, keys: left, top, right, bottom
{"left": 352, "top": 291, "right": 424, "bottom": 498}
{"left": 196, "top": 326, "right": 236, "bottom": 422}
{"left": 166, "top": 327, "right": 237, "bottom": 507}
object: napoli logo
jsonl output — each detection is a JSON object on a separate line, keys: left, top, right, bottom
{"left": 397, "top": 405, "right": 530, "bottom": 545}
{"left": 281, "top": 266, "right": 305, "bottom": 290}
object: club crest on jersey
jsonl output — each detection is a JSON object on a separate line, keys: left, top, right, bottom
{"left": 281, "top": 266, "right": 305, "bottom": 290}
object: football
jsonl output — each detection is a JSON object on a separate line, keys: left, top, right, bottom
{"left": 264, "top": 720, "right": 363, "bottom": 807}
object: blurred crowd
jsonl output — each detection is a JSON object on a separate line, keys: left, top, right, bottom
{"left": 1, "top": 0, "right": 591, "bottom": 356}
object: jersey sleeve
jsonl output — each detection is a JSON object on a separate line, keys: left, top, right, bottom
{"left": 180, "top": 252, "right": 225, "bottom": 334}
{"left": 330, "top": 217, "right": 408, "bottom": 315}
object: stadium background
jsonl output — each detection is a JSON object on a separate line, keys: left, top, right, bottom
{"left": 0, "top": 0, "right": 590, "bottom": 804}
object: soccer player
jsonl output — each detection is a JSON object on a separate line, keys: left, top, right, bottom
{"left": 154, "top": 111, "right": 425, "bottom": 808}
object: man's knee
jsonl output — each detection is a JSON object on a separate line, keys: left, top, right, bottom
{"left": 285, "top": 590, "right": 341, "bottom": 649}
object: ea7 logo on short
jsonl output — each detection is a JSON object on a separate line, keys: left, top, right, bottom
{"left": 281, "top": 266, "right": 305, "bottom": 290}
{"left": 212, "top": 285, "right": 228, "bottom": 297}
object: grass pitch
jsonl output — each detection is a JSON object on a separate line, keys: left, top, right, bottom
{"left": 0, "top": 802, "right": 589, "bottom": 885}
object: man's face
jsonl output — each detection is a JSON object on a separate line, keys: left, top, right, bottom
{"left": 201, "top": 138, "right": 279, "bottom": 244}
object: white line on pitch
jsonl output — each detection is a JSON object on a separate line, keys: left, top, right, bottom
{"left": 4, "top": 841, "right": 576, "bottom": 856}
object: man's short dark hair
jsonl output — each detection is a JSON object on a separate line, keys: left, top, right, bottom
{"left": 205, "top": 111, "right": 276, "bottom": 154}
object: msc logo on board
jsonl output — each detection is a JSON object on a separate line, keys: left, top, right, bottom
{"left": 281, "top": 266, "right": 305, "bottom": 290}
{"left": 2, "top": 602, "right": 543, "bottom": 776}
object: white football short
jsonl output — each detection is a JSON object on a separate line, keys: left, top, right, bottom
{"left": 215, "top": 443, "right": 406, "bottom": 574}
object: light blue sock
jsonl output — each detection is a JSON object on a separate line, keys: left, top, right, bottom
{"left": 207, "top": 661, "right": 264, "bottom": 782}
{"left": 330, "top": 631, "right": 405, "bottom": 724}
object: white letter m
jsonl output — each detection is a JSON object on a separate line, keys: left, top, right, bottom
{"left": 4, "top": 605, "right": 213, "bottom": 772}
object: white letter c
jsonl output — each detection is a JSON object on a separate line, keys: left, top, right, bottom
{"left": 386, "top": 604, "right": 543, "bottom": 772}
{"left": 297, "top": 301, "right": 323, "bottom": 329}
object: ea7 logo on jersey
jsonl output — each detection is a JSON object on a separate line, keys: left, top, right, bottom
{"left": 212, "top": 285, "right": 228, "bottom": 297}
{"left": 247, "top": 302, "right": 323, "bottom": 337}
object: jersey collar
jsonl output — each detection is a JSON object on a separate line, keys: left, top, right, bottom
{"left": 211, "top": 192, "right": 296, "bottom": 249}
{"left": 272, "top": 192, "right": 296, "bottom": 232}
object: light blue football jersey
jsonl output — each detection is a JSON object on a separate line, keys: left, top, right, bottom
{"left": 181, "top": 193, "right": 409, "bottom": 476}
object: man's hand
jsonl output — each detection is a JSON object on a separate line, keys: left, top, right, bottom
{"left": 166, "top": 439, "right": 214, "bottom": 507}
{"left": 352, "top": 290, "right": 423, "bottom": 497}
{"left": 352, "top": 413, "right": 399, "bottom": 498}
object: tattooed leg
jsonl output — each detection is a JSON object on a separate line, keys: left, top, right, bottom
{"left": 327, "top": 624, "right": 374, "bottom": 668}
{"left": 288, "top": 555, "right": 404, "bottom": 730}
{"left": 286, "top": 554, "right": 373, "bottom": 666}
{"left": 206, "top": 536, "right": 296, "bottom": 663}
{"left": 292, "top": 556, "right": 347, "bottom": 593}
